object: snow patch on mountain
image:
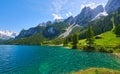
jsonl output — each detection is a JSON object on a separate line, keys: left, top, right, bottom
{"left": 92, "top": 11, "right": 108, "bottom": 21}
{"left": 0, "top": 30, "right": 18, "bottom": 40}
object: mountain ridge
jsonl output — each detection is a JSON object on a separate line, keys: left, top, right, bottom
{"left": 16, "top": 5, "right": 105, "bottom": 39}
{"left": 4, "top": 0, "right": 120, "bottom": 45}
{"left": 105, "top": 0, "right": 120, "bottom": 13}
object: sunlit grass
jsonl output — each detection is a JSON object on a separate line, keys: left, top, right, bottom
{"left": 78, "top": 31, "right": 120, "bottom": 47}
{"left": 95, "top": 31, "right": 120, "bottom": 47}
{"left": 69, "top": 68, "right": 120, "bottom": 74}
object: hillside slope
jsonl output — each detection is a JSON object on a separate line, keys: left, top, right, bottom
{"left": 79, "top": 31, "right": 120, "bottom": 46}
{"left": 78, "top": 31, "right": 120, "bottom": 53}
{"left": 95, "top": 31, "right": 120, "bottom": 47}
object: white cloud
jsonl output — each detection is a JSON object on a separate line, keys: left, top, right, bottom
{"left": 66, "top": 12, "right": 72, "bottom": 17}
{"left": 80, "top": 3, "right": 101, "bottom": 10}
{"left": 51, "top": 0, "right": 68, "bottom": 20}
{"left": 52, "top": 13, "right": 63, "bottom": 20}
{"left": 52, "top": 0, "right": 68, "bottom": 13}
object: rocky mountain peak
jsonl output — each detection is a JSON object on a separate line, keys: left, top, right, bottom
{"left": 74, "top": 5, "right": 104, "bottom": 25}
{"left": 105, "top": 0, "right": 120, "bottom": 13}
{"left": 94, "top": 5, "right": 104, "bottom": 13}
{"left": 64, "top": 16, "right": 75, "bottom": 24}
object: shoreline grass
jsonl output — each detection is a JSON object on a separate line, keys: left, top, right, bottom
{"left": 69, "top": 68, "right": 120, "bottom": 74}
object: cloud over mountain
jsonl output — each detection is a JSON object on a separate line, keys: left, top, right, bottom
{"left": 52, "top": 13, "right": 63, "bottom": 20}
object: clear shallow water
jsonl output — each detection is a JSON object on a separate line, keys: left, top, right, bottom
{"left": 0, "top": 45, "right": 120, "bottom": 74}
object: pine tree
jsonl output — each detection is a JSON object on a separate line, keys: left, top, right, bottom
{"left": 114, "top": 24, "right": 120, "bottom": 37}
{"left": 72, "top": 34, "right": 78, "bottom": 49}
{"left": 86, "top": 26, "right": 95, "bottom": 47}
{"left": 63, "top": 37, "right": 68, "bottom": 46}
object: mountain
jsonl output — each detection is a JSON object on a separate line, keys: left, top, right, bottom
{"left": 6, "top": 22, "right": 70, "bottom": 45}
{"left": 92, "top": 11, "right": 108, "bottom": 21}
{"left": 58, "top": 24, "right": 76, "bottom": 38}
{"left": 64, "top": 5, "right": 105, "bottom": 25}
{"left": 0, "top": 30, "right": 18, "bottom": 40}
{"left": 16, "top": 22, "right": 69, "bottom": 39}
{"left": 83, "top": 7, "right": 120, "bottom": 38}
{"left": 105, "top": 0, "right": 120, "bottom": 13}
{"left": 64, "top": 16, "right": 75, "bottom": 24}
{"left": 13, "top": 5, "right": 105, "bottom": 44}
{"left": 7, "top": 7, "right": 120, "bottom": 45}
{"left": 8, "top": 1, "right": 120, "bottom": 45}
{"left": 16, "top": 26, "right": 45, "bottom": 39}
{"left": 74, "top": 5, "right": 104, "bottom": 25}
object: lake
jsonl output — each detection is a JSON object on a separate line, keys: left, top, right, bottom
{"left": 0, "top": 45, "right": 120, "bottom": 74}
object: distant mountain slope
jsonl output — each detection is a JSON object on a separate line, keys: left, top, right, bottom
{"left": 0, "top": 30, "right": 17, "bottom": 40}
{"left": 16, "top": 26, "right": 45, "bottom": 39}
{"left": 58, "top": 24, "right": 76, "bottom": 38}
{"left": 74, "top": 5, "right": 104, "bottom": 25}
{"left": 16, "top": 22, "right": 69, "bottom": 39}
{"left": 92, "top": 11, "right": 108, "bottom": 21}
{"left": 105, "top": 0, "right": 120, "bottom": 13}
{"left": 6, "top": 33, "right": 46, "bottom": 45}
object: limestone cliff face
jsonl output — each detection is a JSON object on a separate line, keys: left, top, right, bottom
{"left": 74, "top": 5, "right": 104, "bottom": 25}
{"left": 105, "top": 0, "right": 120, "bottom": 13}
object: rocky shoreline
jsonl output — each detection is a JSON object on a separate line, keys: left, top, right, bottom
{"left": 113, "top": 53, "right": 120, "bottom": 58}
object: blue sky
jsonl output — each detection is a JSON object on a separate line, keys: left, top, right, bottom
{"left": 0, "top": 0, "right": 108, "bottom": 33}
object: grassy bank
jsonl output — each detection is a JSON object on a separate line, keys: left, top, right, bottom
{"left": 67, "top": 31, "right": 120, "bottom": 53}
{"left": 68, "top": 68, "right": 120, "bottom": 74}
{"left": 79, "top": 31, "right": 120, "bottom": 46}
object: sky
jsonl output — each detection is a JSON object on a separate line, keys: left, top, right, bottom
{"left": 0, "top": 0, "right": 108, "bottom": 33}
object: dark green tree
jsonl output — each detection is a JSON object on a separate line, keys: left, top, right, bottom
{"left": 114, "top": 24, "right": 120, "bottom": 37}
{"left": 63, "top": 37, "right": 68, "bottom": 46}
{"left": 86, "top": 26, "right": 95, "bottom": 47}
{"left": 72, "top": 34, "right": 78, "bottom": 49}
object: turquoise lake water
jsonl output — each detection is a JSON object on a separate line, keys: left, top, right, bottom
{"left": 0, "top": 45, "right": 120, "bottom": 74}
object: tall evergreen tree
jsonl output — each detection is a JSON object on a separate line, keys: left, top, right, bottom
{"left": 63, "top": 37, "right": 68, "bottom": 46}
{"left": 114, "top": 24, "right": 120, "bottom": 37}
{"left": 72, "top": 34, "right": 78, "bottom": 49}
{"left": 86, "top": 26, "right": 95, "bottom": 47}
